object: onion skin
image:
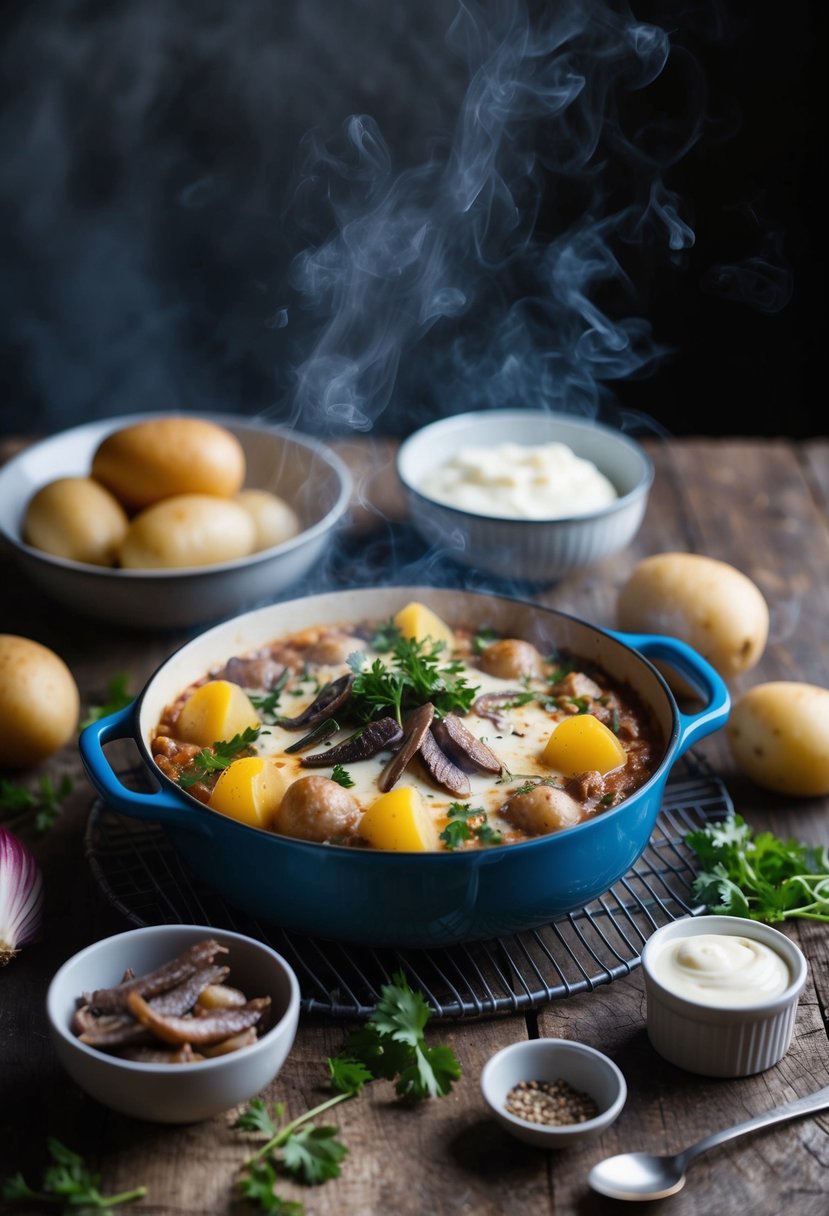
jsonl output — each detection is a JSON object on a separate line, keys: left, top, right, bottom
{"left": 0, "top": 826, "right": 44, "bottom": 966}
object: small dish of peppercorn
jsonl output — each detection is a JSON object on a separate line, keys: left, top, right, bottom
{"left": 480, "top": 1038, "right": 627, "bottom": 1149}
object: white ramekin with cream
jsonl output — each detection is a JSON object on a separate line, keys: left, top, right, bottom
{"left": 641, "top": 915, "right": 808, "bottom": 1077}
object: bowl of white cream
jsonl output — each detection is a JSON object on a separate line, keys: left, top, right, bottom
{"left": 396, "top": 409, "right": 653, "bottom": 582}
{"left": 641, "top": 915, "right": 808, "bottom": 1077}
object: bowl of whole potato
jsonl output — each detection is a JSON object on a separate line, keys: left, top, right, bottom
{"left": 0, "top": 413, "right": 352, "bottom": 630}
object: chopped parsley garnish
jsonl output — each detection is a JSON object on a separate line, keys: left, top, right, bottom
{"left": 439, "top": 802, "right": 502, "bottom": 850}
{"left": 249, "top": 670, "right": 291, "bottom": 721}
{"left": 348, "top": 636, "right": 477, "bottom": 726}
{"left": 177, "top": 726, "right": 261, "bottom": 788}
{"left": 330, "top": 764, "right": 355, "bottom": 788}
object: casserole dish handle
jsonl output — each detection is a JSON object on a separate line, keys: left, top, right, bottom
{"left": 611, "top": 631, "right": 730, "bottom": 757}
{"left": 79, "top": 705, "right": 210, "bottom": 834}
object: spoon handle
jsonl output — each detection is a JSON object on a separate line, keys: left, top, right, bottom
{"left": 680, "top": 1082, "right": 829, "bottom": 1169}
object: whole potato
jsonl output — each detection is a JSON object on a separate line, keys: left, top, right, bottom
{"left": 91, "top": 416, "right": 246, "bottom": 510}
{"left": 727, "top": 682, "right": 829, "bottom": 796}
{"left": 118, "top": 494, "right": 256, "bottom": 569}
{"left": 23, "top": 476, "right": 129, "bottom": 565}
{"left": 234, "top": 489, "right": 301, "bottom": 551}
{"left": 0, "top": 635, "right": 80, "bottom": 768}
{"left": 617, "top": 553, "right": 769, "bottom": 681}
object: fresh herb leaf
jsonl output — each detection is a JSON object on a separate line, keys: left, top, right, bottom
{"left": 328, "top": 1055, "right": 373, "bottom": 1096}
{"left": 177, "top": 726, "right": 261, "bottom": 789}
{"left": 472, "top": 628, "right": 499, "bottom": 655}
{"left": 500, "top": 691, "right": 536, "bottom": 710}
{"left": 438, "top": 801, "right": 501, "bottom": 850}
{"left": 685, "top": 813, "right": 829, "bottom": 923}
{"left": 79, "top": 674, "right": 134, "bottom": 730}
{"left": 0, "top": 774, "right": 73, "bottom": 833}
{"left": 548, "top": 658, "right": 575, "bottom": 683}
{"left": 237, "top": 1160, "right": 302, "bottom": 1215}
{"left": 365, "top": 971, "right": 461, "bottom": 1099}
{"left": 280, "top": 1126, "right": 348, "bottom": 1185}
{"left": 234, "top": 1097, "right": 282, "bottom": 1136}
{"left": 2, "top": 1138, "right": 146, "bottom": 1210}
{"left": 249, "top": 671, "right": 291, "bottom": 722}
{"left": 475, "top": 822, "right": 503, "bottom": 845}
{"left": 234, "top": 976, "right": 460, "bottom": 1209}
{"left": 370, "top": 620, "right": 402, "bottom": 652}
{"left": 329, "top": 764, "right": 355, "bottom": 789}
{"left": 439, "top": 819, "right": 473, "bottom": 850}
{"left": 349, "top": 637, "right": 477, "bottom": 726}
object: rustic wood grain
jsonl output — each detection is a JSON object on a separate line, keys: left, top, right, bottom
{"left": 0, "top": 436, "right": 827, "bottom": 1216}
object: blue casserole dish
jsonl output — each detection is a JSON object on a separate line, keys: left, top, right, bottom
{"left": 79, "top": 587, "right": 729, "bottom": 948}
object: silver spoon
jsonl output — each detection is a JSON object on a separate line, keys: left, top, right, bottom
{"left": 588, "top": 1082, "right": 829, "bottom": 1201}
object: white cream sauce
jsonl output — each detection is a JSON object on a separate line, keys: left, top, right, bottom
{"left": 649, "top": 933, "right": 791, "bottom": 1008}
{"left": 418, "top": 441, "right": 618, "bottom": 520}
{"left": 254, "top": 660, "right": 563, "bottom": 839}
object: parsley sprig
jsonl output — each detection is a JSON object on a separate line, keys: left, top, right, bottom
{"left": 0, "top": 775, "right": 73, "bottom": 833}
{"left": 348, "top": 635, "right": 477, "bottom": 726}
{"left": 686, "top": 813, "right": 829, "bottom": 922}
{"left": 234, "top": 972, "right": 460, "bottom": 1211}
{"left": 2, "top": 1138, "right": 146, "bottom": 1210}
{"left": 177, "top": 726, "right": 261, "bottom": 789}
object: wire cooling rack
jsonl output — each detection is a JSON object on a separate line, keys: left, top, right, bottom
{"left": 84, "top": 753, "right": 731, "bottom": 1021}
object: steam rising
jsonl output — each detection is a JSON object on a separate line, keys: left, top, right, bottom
{"left": 0, "top": 0, "right": 789, "bottom": 438}
{"left": 287, "top": 0, "right": 697, "bottom": 435}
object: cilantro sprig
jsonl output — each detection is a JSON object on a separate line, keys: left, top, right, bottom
{"left": 2, "top": 1138, "right": 146, "bottom": 1210}
{"left": 348, "top": 634, "right": 477, "bottom": 726}
{"left": 234, "top": 972, "right": 460, "bottom": 1211}
{"left": 177, "top": 726, "right": 262, "bottom": 789}
{"left": 685, "top": 813, "right": 829, "bottom": 922}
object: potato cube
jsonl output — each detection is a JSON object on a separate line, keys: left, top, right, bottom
{"left": 541, "top": 713, "right": 626, "bottom": 776}
{"left": 176, "top": 680, "right": 261, "bottom": 747}
{"left": 359, "top": 786, "right": 440, "bottom": 851}
{"left": 209, "top": 756, "right": 290, "bottom": 829}
{"left": 393, "top": 602, "right": 455, "bottom": 649}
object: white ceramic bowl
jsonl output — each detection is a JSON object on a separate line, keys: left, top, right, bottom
{"left": 46, "top": 924, "right": 301, "bottom": 1123}
{"left": 396, "top": 409, "right": 653, "bottom": 582}
{"left": 0, "top": 412, "right": 352, "bottom": 630}
{"left": 480, "top": 1038, "right": 627, "bottom": 1149}
{"left": 641, "top": 915, "right": 808, "bottom": 1078}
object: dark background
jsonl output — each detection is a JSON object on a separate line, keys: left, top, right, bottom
{"left": 0, "top": 0, "right": 824, "bottom": 442}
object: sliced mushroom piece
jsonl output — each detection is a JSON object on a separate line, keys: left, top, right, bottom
{"left": 276, "top": 673, "right": 354, "bottom": 730}
{"left": 378, "top": 703, "right": 435, "bottom": 793}
{"left": 220, "top": 655, "right": 286, "bottom": 691}
{"left": 300, "top": 716, "right": 403, "bottom": 767}
{"left": 73, "top": 1008, "right": 151, "bottom": 1048}
{"left": 126, "top": 991, "right": 271, "bottom": 1046}
{"left": 73, "top": 963, "right": 231, "bottom": 1047}
{"left": 431, "top": 714, "right": 502, "bottom": 775}
{"left": 418, "top": 729, "right": 471, "bottom": 797}
{"left": 83, "top": 940, "right": 229, "bottom": 1011}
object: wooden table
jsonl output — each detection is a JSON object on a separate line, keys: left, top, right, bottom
{"left": 1, "top": 434, "right": 828, "bottom": 1216}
